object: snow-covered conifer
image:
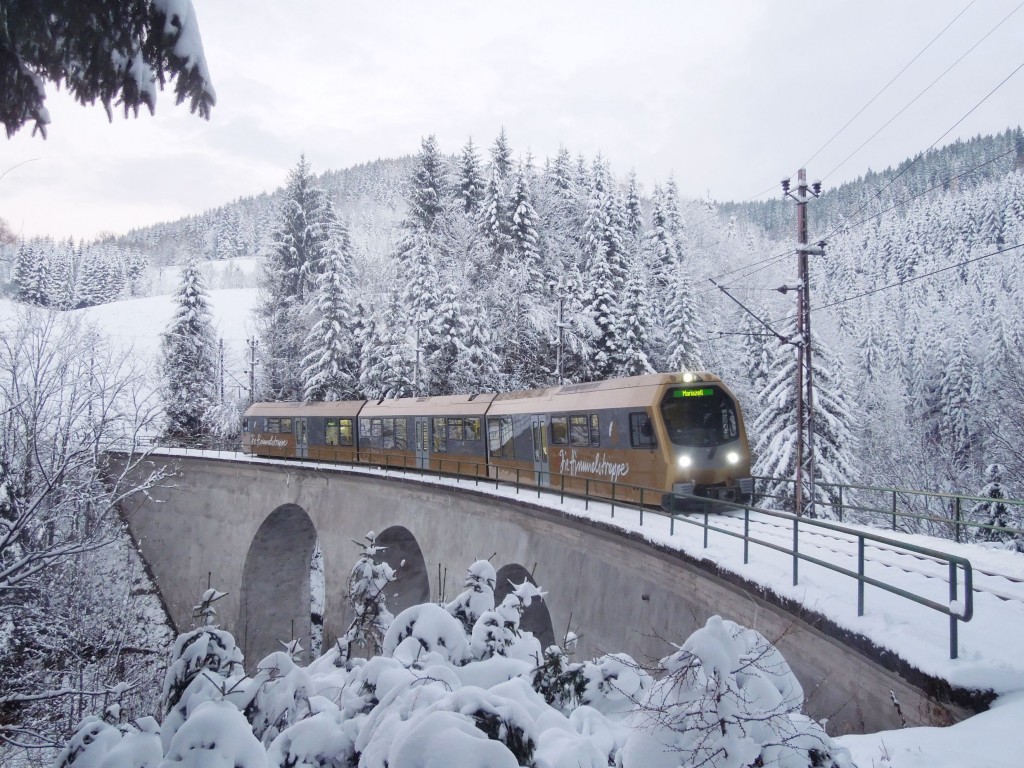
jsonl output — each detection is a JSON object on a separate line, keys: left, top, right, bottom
{"left": 301, "top": 238, "right": 358, "bottom": 402}
{"left": 160, "top": 260, "right": 218, "bottom": 442}
{"left": 617, "top": 257, "right": 655, "bottom": 377}
{"left": 972, "top": 464, "right": 1022, "bottom": 547}
{"left": 457, "top": 136, "right": 485, "bottom": 216}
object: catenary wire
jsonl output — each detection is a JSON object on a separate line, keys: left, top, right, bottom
{"left": 819, "top": 0, "right": 1024, "bottom": 184}
{"left": 799, "top": 0, "right": 979, "bottom": 173}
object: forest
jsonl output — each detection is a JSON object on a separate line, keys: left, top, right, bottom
{"left": 5, "top": 127, "right": 1024, "bottom": 512}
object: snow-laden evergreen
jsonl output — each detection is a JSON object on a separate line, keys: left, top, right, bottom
{"left": 753, "top": 316, "right": 859, "bottom": 517}
{"left": 301, "top": 236, "right": 358, "bottom": 402}
{"left": 160, "top": 259, "right": 218, "bottom": 441}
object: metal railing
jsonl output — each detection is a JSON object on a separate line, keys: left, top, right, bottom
{"left": 132, "top": 442, "right": 976, "bottom": 659}
{"left": 755, "top": 476, "right": 1024, "bottom": 544}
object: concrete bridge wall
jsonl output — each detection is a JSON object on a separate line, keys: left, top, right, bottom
{"left": 117, "top": 454, "right": 970, "bottom": 735}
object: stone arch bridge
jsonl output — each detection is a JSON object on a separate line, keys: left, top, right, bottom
{"left": 117, "top": 453, "right": 970, "bottom": 734}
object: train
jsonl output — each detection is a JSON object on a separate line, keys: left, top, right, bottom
{"left": 241, "top": 371, "right": 753, "bottom": 510}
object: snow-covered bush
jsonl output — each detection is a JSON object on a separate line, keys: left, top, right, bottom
{"left": 623, "top": 615, "right": 853, "bottom": 768}
{"left": 972, "top": 464, "right": 1023, "bottom": 549}
{"left": 337, "top": 532, "right": 397, "bottom": 661}
{"left": 53, "top": 562, "right": 853, "bottom": 768}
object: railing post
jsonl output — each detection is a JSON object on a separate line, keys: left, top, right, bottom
{"left": 610, "top": 482, "right": 616, "bottom": 518}
{"left": 837, "top": 485, "right": 844, "bottom": 523}
{"left": 585, "top": 479, "right": 590, "bottom": 511}
{"left": 892, "top": 490, "right": 897, "bottom": 531}
{"left": 703, "top": 506, "right": 709, "bottom": 548}
{"left": 954, "top": 497, "right": 962, "bottom": 544}
{"left": 792, "top": 516, "right": 799, "bottom": 586}
{"left": 857, "top": 537, "right": 865, "bottom": 616}
{"left": 743, "top": 509, "right": 750, "bottom": 564}
{"left": 560, "top": 473, "right": 565, "bottom": 503}
{"left": 949, "top": 561, "right": 959, "bottom": 659}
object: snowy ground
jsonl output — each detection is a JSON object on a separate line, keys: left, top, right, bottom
{"left": 159, "top": 447, "right": 1024, "bottom": 767}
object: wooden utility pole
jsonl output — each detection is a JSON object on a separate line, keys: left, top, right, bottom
{"left": 247, "top": 338, "right": 258, "bottom": 404}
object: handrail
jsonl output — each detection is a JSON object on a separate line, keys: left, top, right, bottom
{"left": 754, "top": 475, "right": 1024, "bottom": 543}
{"left": 129, "top": 441, "right": 975, "bottom": 660}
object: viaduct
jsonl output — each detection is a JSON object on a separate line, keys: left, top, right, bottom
{"left": 117, "top": 453, "right": 977, "bottom": 735}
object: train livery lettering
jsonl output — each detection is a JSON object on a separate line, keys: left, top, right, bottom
{"left": 252, "top": 434, "right": 290, "bottom": 448}
{"left": 557, "top": 448, "right": 630, "bottom": 483}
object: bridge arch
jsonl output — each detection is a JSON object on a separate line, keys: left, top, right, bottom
{"left": 239, "top": 503, "right": 318, "bottom": 665}
{"left": 372, "top": 525, "right": 431, "bottom": 615}
{"left": 496, "top": 563, "right": 556, "bottom": 650}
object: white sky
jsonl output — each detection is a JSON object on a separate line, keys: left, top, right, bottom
{"left": 2, "top": 0, "right": 1022, "bottom": 241}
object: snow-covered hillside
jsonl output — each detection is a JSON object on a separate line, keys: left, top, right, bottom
{"left": 0, "top": 287, "right": 259, "bottom": 403}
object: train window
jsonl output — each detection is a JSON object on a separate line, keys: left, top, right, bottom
{"left": 382, "top": 418, "right": 395, "bottom": 450}
{"left": 590, "top": 414, "right": 601, "bottom": 446}
{"left": 280, "top": 419, "right": 292, "bottom": 433}
{"left": 569, "top": 415, "right": 589, "bottom": 446}
{"left": 326, "top": 419, "right": 339, "bottom": 445}
{"left": 359, "top": 418, "right": 371, "bottom": 443}
{"left": 660, "top": 387, "right": 739, "bottom": 447}
{"left": 339, "top": 419, "right": 354, "bottom": 447}
{"left": 267, "top": 418, "right": 280, "bottom": 433}
{"left": 630, "top": 412, "right": 657, "bottom": 448}
{"left": 394, "top": 418, "right": 408, "bottom": 450}
{"left": 243, "top": 418, "right": 251, "bottom": 433}
{"left": 432, "top": 417, "right": 448, "bottom": 453}
{"left": 550, "top": 415, "right": 568, "bottom": 445}
{"left": 448, "top": 417, "right": 464, "bottom": 441}
{"left": 488, "top": 417, "right": 514, "bottom": 458}
{"left": 465, "top": 417, "right": 482, "bottom": 441}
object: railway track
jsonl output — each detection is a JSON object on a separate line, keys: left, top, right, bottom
{"left": 692, "top": 508, "right": 1024, "bottom": 605}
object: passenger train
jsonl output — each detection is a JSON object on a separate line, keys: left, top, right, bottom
{"left": 242, "top": 372, "right": 753, "bottom": 510}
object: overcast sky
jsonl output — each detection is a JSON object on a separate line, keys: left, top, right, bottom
{"left": 2, "top": 0, "right": 1022, "bottom": 241}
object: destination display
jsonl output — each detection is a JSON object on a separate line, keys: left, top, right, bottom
{"left": 673, "top": 387, "right": 715, "bottom": 398}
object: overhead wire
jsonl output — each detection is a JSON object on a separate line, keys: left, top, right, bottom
{"left": 810, "top": 241, "right": 1024, "bottom": 316}
{"left": 819, "top": 0, "right": 1024, "bottom": 184}
{"left": 689, "top": 2, "right": 1017, "bottom": 296}
{"left": 799, "top": 0, "right": 979, "bottom": 173}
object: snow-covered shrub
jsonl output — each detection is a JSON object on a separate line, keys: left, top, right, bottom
{"left": 622, "top": 615, "right": 853, "bottom": 768}
{"left": 337, "top": 532, "right": 397, "bottom": 661}
{"left": 445, "top": 559, "right": 497, "bottom": 634}
{"left": 52, "top": 557, "right": 854, "bottom": 768}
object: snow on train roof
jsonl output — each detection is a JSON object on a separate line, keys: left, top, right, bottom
{"left": 244, "top": 400, "right": 365, "bottom": 417}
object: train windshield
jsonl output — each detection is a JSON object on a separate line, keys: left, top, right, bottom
{"left": 660, "top": 386, "right": 739, "bottom": 447}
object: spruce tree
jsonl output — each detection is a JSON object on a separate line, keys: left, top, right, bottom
{"left": 617, "top": 256, "right": 655, "bottom": 377}
{"left": 12, "top": 241, "right": 48, "bottom": 306}
{"left": 255, "top": 156, "right": 340, "bottom": 400}
{"left": 161, "top": 260, "right": 217, "bottom": 442}
{"left": 456, "top": 137, "right": 485, "bottom": 216}
{"left": 408, "top": 135, "right": 448, "bottom": 233}
{"left": 752, "top": 316, "right": 858, "bottom": 517}
{"left": 301, "top": 238, "right": 358, "bottom": 402}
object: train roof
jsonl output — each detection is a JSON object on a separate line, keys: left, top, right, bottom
{"left": 244, "top": 400, "right": 366, "bottom": 418}
{"left": 360, "top": 392, "right": 497, "bottom": 418}
{"left": 488, "top": 372, "right": 728, "bottom": 415}
{"left": 244, "top": 373, "right": 733, "bottom": 420}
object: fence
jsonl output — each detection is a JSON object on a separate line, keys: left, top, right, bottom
{"left": 754, "top": 476, "right": 1024, "bottom": 544}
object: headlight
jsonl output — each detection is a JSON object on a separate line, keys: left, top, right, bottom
{"left": 678, "top": 455, "right": 692, "bottom": 468}
{"left": 726, "top": 451, "right": 740, "bottom": 465}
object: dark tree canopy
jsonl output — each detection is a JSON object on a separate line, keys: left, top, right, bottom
{"left": 1, "top": 0, "right": 216, "bottom": 138}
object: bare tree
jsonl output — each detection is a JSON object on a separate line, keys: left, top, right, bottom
{"left": 0, "top": 308, "right": 170, "bottom": 755}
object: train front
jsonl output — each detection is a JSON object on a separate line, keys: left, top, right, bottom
{"left": 656, "top": 373, "right": 753, "bottom": 509}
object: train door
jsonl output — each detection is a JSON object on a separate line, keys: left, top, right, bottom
{"left": 531, "top": 414, "right": 550, "bottom": 486}
{"left": 295, "top": 417, "right": 309, "bottom": 459}
{"left": 415, "top": 417, "right": 429, "bottom": 469}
